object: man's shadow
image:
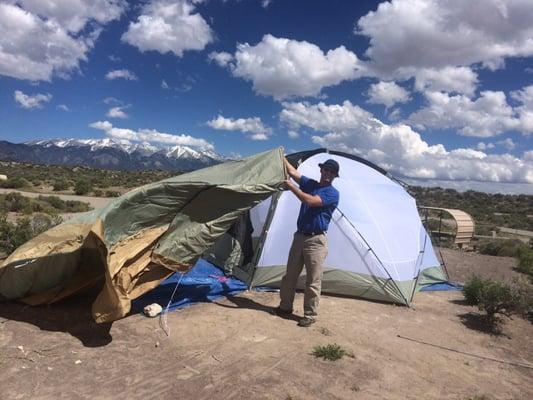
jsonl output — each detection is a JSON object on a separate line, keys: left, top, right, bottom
{"left": 0, "top": 286, "right": 113, "bottom": 347}
{"left": 216, "top": 285, "right": 301, "bottom": 322}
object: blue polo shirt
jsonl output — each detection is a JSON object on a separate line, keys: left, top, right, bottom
{"left": 296, "top": 175, "right": 339, "bottom": 233}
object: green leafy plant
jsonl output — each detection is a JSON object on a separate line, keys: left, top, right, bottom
{"left": 462, "top": 276, "right": 532, "bottom": 329}
{"left": 517, "top": 249, "right": 533, "bottom": 281}
{"left": 74, "top": 179, "right": 92, "bottom": 195}
{"left": 53, "top": 178, "right": 69, "bottom": 191}
{"left": 0, "top": 213, "right": 61, "bottom": 255}
{"left": 312, "top": 343, "right": 351, "bottom": 361}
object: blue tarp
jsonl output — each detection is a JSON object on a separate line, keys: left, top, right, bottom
{"left": 420, "top": 282, "right": 463, "bottom": 291}
{"left": 133, "top": 259, "right": 462, "bottom": 316}
{"left": 132, "top": 259, "right": 248, "bottom": 314}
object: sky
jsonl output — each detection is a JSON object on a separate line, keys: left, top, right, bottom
{"left": 0, "top": 0, "right": 532, "bottom": 193}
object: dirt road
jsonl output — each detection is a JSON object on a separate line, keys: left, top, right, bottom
{"left": 0, "top": 188, "right": 112, "bottom": 209}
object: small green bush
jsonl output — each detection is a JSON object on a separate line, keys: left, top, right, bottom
{"left": 478, "top": 239, "right": 527, "bottom": 258}
{"left": 74, "top": 179, "right": 92, "bottom": 195}
{"left": 463, "top": 276, "right": 532, "bottom": 328}
{"left": 1, "top": 192, "right": 30, "bottom": 212}
{"left": 105, "top": 190, "right": 120, "bottom": 197}
{"left": 0, "top": 212, "right": 61, "bottom": 255}
{"left": 53, "top": 178, "right": 69, "bottom": 191}
{"left": 463, "top": 275, "right": 485, "bottom": 305}
{"left": 477, "top": 280, "right": 514, "bottom": 322}
{"left": 312, "top": 343, "right": 349, "bottom": 361}
{"left": 38, "top": 195, "right": 66, "bottom": 211}
{"left": 2, "top": 177, "right": 29, "bottom": 189}
{"left": 517, "top": 249, "right": 533, "bottom": 281}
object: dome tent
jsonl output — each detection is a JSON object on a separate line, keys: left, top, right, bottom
{"left": 205, "top": 149, "right": 447, "bottom": 305}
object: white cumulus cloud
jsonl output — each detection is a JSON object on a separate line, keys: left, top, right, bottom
{"left": 0, "top": 1, "right": 125, "bottom": 81}
{"left": 89, "top": 120, "right": 214, "bottom": 149}
{"left": 356, "top": 0, "right": 533, "bottom": 79}
{"left": 207, "top": 115, "right": 271, "bottom": 141}
{"left": 216, "top": 34, "right": 363, "bottom": 99}
{"left": 122, "top": 0, "right": 213, "bottom": 57}
{"left": 107, "top": 106, "right": 129, "bottom": 119}
{"left": 105, "top": 69, "right": 138, "bottom": 81}
{"left": 280, "top": 100, "right": 533, "bottom": 184}
{"left": 367, "top": 81, "right": 410, "bottom": 108}
{"left": 413, "top": 66, "right": 479, "bottom": 97}
{"left": 208, "top": 51, "right": 234, "bottom": 68}
{"left": 497, "top": 138, "right": 516, "bottom": 151}
{"left": 408, "top": 90, "right": 533, "bottom": 137}
{"left": 14, "top": 90, "right": 52, "bottom": 109}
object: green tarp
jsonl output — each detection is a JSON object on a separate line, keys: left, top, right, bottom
{"left": 0, "top": 148, "right": 286, "bottom": 322}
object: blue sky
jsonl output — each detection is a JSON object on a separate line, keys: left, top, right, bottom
{"left": 0, "top": 0, "right": 532, "bottom": 192}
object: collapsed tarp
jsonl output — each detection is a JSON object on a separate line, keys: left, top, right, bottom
{"left": 0, "top": 148, "right": 286, "bottom": 322}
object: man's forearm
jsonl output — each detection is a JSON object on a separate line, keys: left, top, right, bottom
{"left": 286, "top": 181, "right": 323, "bottom": 207}
{"left": 284, "top": 157, "right": 301, "bottom": 182}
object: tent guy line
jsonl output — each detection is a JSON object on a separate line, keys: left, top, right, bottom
{"left": 396, "top": 335, "right": 533, "bottom": 370}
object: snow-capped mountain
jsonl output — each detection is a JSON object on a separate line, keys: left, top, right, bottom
{"left": 0, "top": 138, "right": 225, "bottom": 171}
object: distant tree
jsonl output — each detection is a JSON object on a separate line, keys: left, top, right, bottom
{"left": 74, "top": 179, "right": 92, "bottom": 195}
{"left": 3, "top": 177, "right": 29, "bottom": 189}
{"left": 53, "top": 178, "right": 69, "bottom": 191}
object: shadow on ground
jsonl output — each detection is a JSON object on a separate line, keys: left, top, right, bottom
{"left": 458, "top": 312, "right": 508, "bottom": 337}
{"left": 217, "top": 294, "right": 302, "bottom": 322}
{"left": 0, "top": 287, "right": 113, "bottom": 347}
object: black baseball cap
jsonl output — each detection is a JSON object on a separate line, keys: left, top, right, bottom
{"left": 318, "top": 159, "right": 340, "bottom": 177}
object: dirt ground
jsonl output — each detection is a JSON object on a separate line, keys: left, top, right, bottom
{"left": 1, "top": 249, "right": 532, "bottom": 400}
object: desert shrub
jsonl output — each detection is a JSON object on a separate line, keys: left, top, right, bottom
{"left": 93, "top": 189, "right": 102, "bottom": 197}
{"left": 53, "top": 178, "right": 69, "bottom": 191}
{"left": 312, "top": 344, "right": 352, "bottom": 361}
{"left": 1, "top": 177, "right": 30, "bottom": 189}
{"left": 516, "top": 249, "right": 533, "bottom": 281}
{"left": 1, "top": 192, "right": 30, "bottom": 213}
{"left": 38, "top": 195, "right": 66, "bottom": 211}
{"left": 478, "top": 239, "right": 528, "bottom": 258}
{"left": 463, "top": 276, "right": 485, "bottom": 305}
{"left": 63, "top": 200, "right": 91, "bottom": 213}
{"left": 509, "top": 278, "right": 533, "bottom": 321}
{"left": 463, "top": 276, "right": 532, "bottom": 328}
{"left": 477, "top": 280, "right": 514, "bottom": 323}
{"left": 74, "top": 179, "right": 92, "bottom": 195}
{"left": 0, "top": 213, "right": 61, "bottom": 255}
{"left": 105, "top": 190, "right": 120, "bottom": 197}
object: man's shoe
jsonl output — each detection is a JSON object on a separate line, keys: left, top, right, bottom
{"left": 272, "top": 307, "right": 293, "bottom": 317}
{"left": 297, "top": 317, "right": 316, "bottom": 327}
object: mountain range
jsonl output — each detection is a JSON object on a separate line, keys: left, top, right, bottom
{"left": 0, "top": 139, "right": 225, "bottom": 171}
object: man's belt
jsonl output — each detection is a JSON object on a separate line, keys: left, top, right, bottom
{"left": 297, "top": 231, "right": 325, "bottom": 236}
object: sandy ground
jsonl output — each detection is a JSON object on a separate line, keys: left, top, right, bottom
{"left": 1, "top": 251, "right": 532, "bottom": 400}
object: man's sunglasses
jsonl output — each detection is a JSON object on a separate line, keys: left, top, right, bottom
{"left": 321, "top": 167, "right": 336, "bottom": 174}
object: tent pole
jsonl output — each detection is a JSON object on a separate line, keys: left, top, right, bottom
{"left": 336, "top": 208, "right": 411, "bottom": 307}
{"left": 409, "top": 231, "right": 428, "bottom": 302}
{"left": 248, "top": 191, "right": 282, "bottom": 290}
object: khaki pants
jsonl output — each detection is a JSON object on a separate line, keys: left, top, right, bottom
{"left": 279, "top": 232, "right": 328, "bottom": 318}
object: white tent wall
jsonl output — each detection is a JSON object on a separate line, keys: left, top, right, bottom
{"left": 249, "top": 152, "right": 445, "bottom": 304}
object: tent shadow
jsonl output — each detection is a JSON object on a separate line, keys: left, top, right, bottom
{"left": 0, "top": 288, "right": 113, "bottom": 348}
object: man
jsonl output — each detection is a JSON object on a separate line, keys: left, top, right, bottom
{"left": 274, "top": 156, "right": 340, "bottom": 327}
